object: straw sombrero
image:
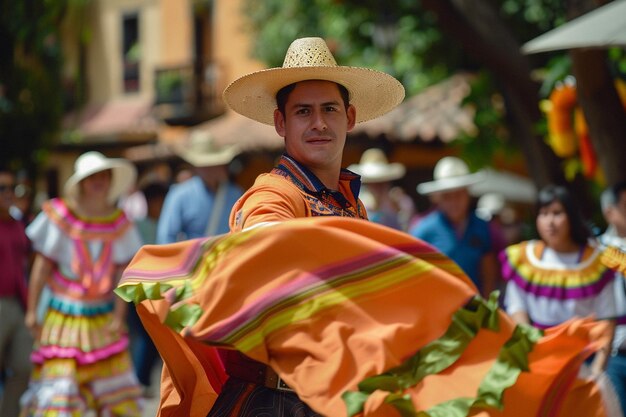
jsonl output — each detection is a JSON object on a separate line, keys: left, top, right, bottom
{"left": 173, "top": 129, "right": 240, "bottom": 168}
{"left": 223, "top": 37, "right": 405, "bottom": 125}
{"left": 417, "top": 156, "right": 484, "bottom": 195}
{"left": 64, "top": 151, "right": 136, "bottom": 204}
{"left": 347, "top": 148, "right": 406, "bottom": 183}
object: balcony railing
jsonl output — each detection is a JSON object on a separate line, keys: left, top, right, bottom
{"left": 153, "top": 62, "right": 225, "bottom": 125}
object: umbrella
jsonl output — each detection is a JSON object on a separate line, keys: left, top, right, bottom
{"left": 522, "top": 0, "right": 626, "bottom": 54}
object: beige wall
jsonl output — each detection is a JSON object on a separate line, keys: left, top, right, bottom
{"left": 159, "top": 0, "right": 193, "bottom": 67}
{"left": 66, "top": 0, "right": 262, "bottom": 105}
{"left": 85, "top": 0, "right": 162, "bottom": 103}
{"left": 213, "top": 0, "right": 265, "bottom": 86}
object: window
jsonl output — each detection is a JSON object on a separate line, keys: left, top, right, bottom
{"left": 122, "top": 13, "right": 140, "bottom": 93}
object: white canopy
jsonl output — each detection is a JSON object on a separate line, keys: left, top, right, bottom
{"left": 522, "top": 0, "right": 626, "bottom": 54}
{"left": 469, "top": 169, "right": 537, "bottom": 203}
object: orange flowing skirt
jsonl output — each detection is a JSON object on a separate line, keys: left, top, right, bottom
{"left": 117, "top": 217, "right": 613, "bottom": 417}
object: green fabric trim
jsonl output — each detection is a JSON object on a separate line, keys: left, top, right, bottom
{"left": 114, "top": 282, "right": 172, "bottom": 303}
{"left": 342, "top": 292, "right": 543, "bottom": 417}
{"left": 116, "top": 280, "right": 203, "bottom": 333}
{"left": 164, "top": 303, "right": 204, "bottom": 333}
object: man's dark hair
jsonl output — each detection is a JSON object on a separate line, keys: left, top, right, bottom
{"left": 612, "top": 181, "right": 626, "bottom": 203}
{"left": 0, "top": 165, "right": 14, "bottom": 176}
{"left": 141, "top": 181, "right": 169, "bottom": 201}
{"left": 536, "top": 184, "right": 591, "bottom": 246}
{"left": 275, "top": 81, "right": 350, "bottom": 117}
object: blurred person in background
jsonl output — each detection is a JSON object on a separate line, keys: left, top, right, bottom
{"left": 0, "top": 166, "right": 32, "bottom": 417}
{"left": 157, "top": 131, "right": 242, "bottom": 244}
{"left": 348, "top": 148, "right": 413, "bottom": 231}
{"left": 127, "top": 180, "right": 169, "bottom": 397}
{"left": 501, "top": 184, "right": 621, "bottom": 415}
{"left": 20, "top": 152, "right": 144, "bottom": 416}
{"left": 601, "top": 181, "right": 626, "bottom": 416}
{"left": 410, "top": 156, "right": 498, "bottom": 297}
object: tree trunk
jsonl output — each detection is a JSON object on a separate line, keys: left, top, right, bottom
{"left": 421, "top": 0, "right": 565, "bottom": 188}
{"left": 567, "top": 0, "right": 626, "bottom": 185}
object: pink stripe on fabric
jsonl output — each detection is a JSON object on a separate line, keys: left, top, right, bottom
{"left": 52, "top": 270, "right": 86, "bottom": 294}
{"left": 32, "top": 337, "right": 129, "bottom": 365}
{"left": 123, "top": 238, "right": 210, "bottom": 280}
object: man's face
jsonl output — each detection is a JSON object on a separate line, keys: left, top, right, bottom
{"left": 607, "top": 190, "right": 626, "bottom": 236}
{"left": 274, "top": 80, "right": 356, "bottom": 175}
{"left": 432, "top": 188, "right": 470, "bottom": 224}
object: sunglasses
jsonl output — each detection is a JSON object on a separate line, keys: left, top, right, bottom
{"left": 0, "top": 184, "right": 16, "bottom": 193}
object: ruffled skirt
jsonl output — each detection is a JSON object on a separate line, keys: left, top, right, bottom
{"left": 20, "top": 294, "right": 143, "bottom": 417}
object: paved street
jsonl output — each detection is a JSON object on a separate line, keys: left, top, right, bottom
{"left": 142, "top": 360, "right": 163, "bottom": 417}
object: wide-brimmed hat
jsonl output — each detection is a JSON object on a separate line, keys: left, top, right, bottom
{"left": 223, "top": 37, "right": 405, "bottom": 125}
{"left": 174, "top": 130, "right": 240, "bottom": 167}
{"left": 347, "top": 148, "right": 406, "bottom": 183}
{"left": 417, "top": 156, "right": 484, "bottom": 195}
{"left": 64, "top": 151, "right": 137, "bottom": 204}
{"left": 476, "top": 193, "right": 506, "bottom": 221}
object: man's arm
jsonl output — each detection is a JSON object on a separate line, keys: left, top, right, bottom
{"left": 25, "top": 253, "right": 53, "bottom": 338}
{"left": 157, "top": 188, "right": 184, "bottom": 244}
{"left": 230, "top": 176, "right": 306, "bottom": 232}
{"left": 480, "top": 252, "right": 499, "bottom": 298}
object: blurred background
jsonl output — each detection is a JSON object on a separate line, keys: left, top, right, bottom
{"left": 1, "top": 0, "right": 625, "bottom": 232}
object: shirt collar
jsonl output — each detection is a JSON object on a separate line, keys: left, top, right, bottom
{"left": 274, "top": 153, "right": 362, "bottom": 200}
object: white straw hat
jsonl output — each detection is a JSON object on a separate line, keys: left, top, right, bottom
{"left": 223, "top": 37, "right": 405, "bottom": 125}
{"left": 476, "top": 193, "right": 506, "bottom": 221}
{"left": 174, "top": 129, "right": 240, "bottom": 167}
{"left": 64, "top": 151, "right": 137, "bottom": 204}
{"left": 417, "top": 156, "right": 484, "bottom": 195}
{"left": 347, "top": 148, "right": 406, "bottom": 183}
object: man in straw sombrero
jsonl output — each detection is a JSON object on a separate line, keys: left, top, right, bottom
{"left": 347, "top": 148, "right": 412, "bottom": 231}
{"left": 219, "top": 36, "right": 403, "bottom": 415}
{"left": 409, "top": 156, "right": 499, "bottom": 297}
{"left": 226, "top": 37, "right": 404, "bottom": 230}
{"left": 157, "top": 130, "right": 243, "bottom": 243}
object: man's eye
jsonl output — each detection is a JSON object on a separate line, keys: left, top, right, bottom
{"left": 325, "top": 106, "right": 338, "bottom": 112}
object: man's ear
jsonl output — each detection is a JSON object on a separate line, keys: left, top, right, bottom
{"left": 346, "top": 104, "right": 356, "bottom": 132}
{"left": 274, "top": 109, "right": 286, "bottom": 137}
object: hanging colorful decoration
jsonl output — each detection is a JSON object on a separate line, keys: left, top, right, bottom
{"left": 542, "top": 77, "right": 626, "bottom": 180}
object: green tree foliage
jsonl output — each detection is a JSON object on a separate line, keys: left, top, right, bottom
{"left": 243, "top": 0, "right": 467, "bottom": 95}
{"left": 241, "top": 0, "right": 561, "bottom": 165}
{"left": 0, "top": 0, "right": 91, "bottom": 174}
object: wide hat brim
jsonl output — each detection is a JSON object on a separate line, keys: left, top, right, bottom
{"left": 347, "top": 162, "right": 406, "bottom": 183}
{"left": 417, "top": 172, "right": 485, "bottom": 195}
{"left": 174, "top": 145, "right": 240, "bottom": 167}
{"left": 223, "top": 66, "right": 405, "bottom": 125}
{"left": 64, "top": 159, "right": 137, "bottom": 204}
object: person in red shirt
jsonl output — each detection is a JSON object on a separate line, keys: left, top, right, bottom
{"left": 0, "top": 166, "right": 32, "bottom": 417}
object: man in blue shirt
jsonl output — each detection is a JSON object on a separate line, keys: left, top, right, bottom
{"left": 157, "top": 130, "right": 243, "bottom": 244}
{"left": 410, "top": 156, "right": 498, "bottom": 297}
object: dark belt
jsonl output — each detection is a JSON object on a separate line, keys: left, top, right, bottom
{"left": 221, "top": 350, "right": 294, "bottom": 392}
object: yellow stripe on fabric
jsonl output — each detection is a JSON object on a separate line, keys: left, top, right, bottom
{"left": 233, "top": 256, "right": 435, "bottom": 353}
{"left": 117, "top": 227, "right": 258, "bottom": 303}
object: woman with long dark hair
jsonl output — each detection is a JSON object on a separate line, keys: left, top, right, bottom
{"left": 501, "top": 184, "right": 620, "bottom": 415}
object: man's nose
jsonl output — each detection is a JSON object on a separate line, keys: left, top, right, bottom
{"left": 311, "top": 110, "right": 328, "bottom": 131}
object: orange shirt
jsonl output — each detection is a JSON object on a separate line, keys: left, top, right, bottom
{"left": 230, "top": 154, "right": 367, "bottom": 231}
